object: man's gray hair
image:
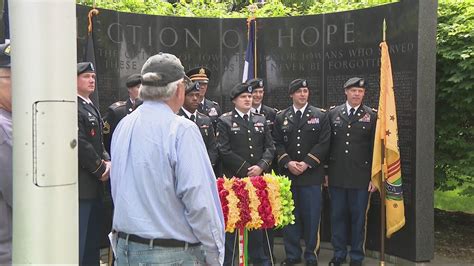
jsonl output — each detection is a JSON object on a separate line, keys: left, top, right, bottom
{"left": 139, "top": 73, "right": 182, "bottom": 101}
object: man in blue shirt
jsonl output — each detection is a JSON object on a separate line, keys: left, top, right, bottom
{"left": 0, "top": 40, "right": 12, "bottom": 266}
{"left": 111, "top": 52, "right": 225, "bottom": 265}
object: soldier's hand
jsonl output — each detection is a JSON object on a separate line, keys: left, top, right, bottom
{"left": 323, "top": 175, "right": 329, "bottom": 187}
{"left": 368, "top": 181, "right": 377, "bottom": 192}
{"left": 296, "top": 161, "right": 309, "bottom": 173}
{"left": 100, "top": 161, "right": 111, "bottom": 182}
{"left": 247, "top": 165, "right": 263, "bottom": 177}
{"left": 288, "top": 161, "right": 303, "bottom": 176}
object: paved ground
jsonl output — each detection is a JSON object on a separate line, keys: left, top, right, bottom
{"left": 99, "top": 238, "right": 471, "bottom": 265}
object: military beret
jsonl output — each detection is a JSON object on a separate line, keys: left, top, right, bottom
{"left": 77, "top": 62, "right": 95, "bottom": 75}
{"left": 246, "top": 78, "right": 264, "bottom": 90}
{"left": 230, "top": 83, "right": 253, "bottom": 100}
{"left": 125, "top": 74, "right": 142, "bottom": 88}
{"left": 344, "top": 77, "right": 365, "bottom": 89}
{"left": 0, "top": 40, "right": 11, "bottom": 68}
{"left": 141, "top": 52, "right": 187, "bottom": 87}
{"left": 288, "top": 78, "right": 308, "bottom": 94}
{"left": 185, "top": 81, "right": 200, "bottom": 94}
{"left": 186, "top": 67, "right": 211, "bottom": 83}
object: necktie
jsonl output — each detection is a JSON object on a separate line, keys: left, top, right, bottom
{"left": 255, "top": 108, "right": 259, "bottom": 114}
{"left": 243, "top": 114, "right": 249, "bottom": 122}
{"left": 190, "top": 114, "right": 196, "bottom": 122}
{"left": 349, "top": 107, "right": 355, "bottom": 118}
{"left": 295, "top": 110, "right": 302, "bottom": 125}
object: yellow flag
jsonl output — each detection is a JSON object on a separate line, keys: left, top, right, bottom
{"left": 371, "top": 42, "right": 405, "bottom": 238}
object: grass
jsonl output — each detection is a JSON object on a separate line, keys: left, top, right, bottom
{"left": 434, "top": 187, "right": 474, "bottom": 214}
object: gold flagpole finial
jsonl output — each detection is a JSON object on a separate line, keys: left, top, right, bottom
{"left": 383, "top": 19, "right": 387, "bottom": 42}
{"left": 87, "top": 8, "right": 99, "bottom": 34}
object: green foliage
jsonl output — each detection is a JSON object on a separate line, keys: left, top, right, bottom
{"left": 76, "top": 0, "right": 474, "bottom": 195}
{"left": 436, "top": 1, "right": 474, "bottom": 196}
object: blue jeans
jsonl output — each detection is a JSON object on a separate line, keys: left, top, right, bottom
{"left": 115, "top": 237, "right": 206, "bottom": 265}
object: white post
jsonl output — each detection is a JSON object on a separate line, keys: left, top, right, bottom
{"left": 10, "top": 0, "right": 78, "bottom": 264}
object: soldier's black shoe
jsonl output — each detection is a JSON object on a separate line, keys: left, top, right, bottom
{"left": 280, "top": 258, "right": 302, "bottom": 266}
{"left": 349, "top": 261, "right": 362, "bottom": 266}
{"left": 306, "top": 260, "right": 318, "bottom": 266}
{"left": 328, "top": 257, "right": 346, "bottom": 266}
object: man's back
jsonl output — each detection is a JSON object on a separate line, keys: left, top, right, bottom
{"left": 111, "top": 100, "right": 224, "bottom": 263}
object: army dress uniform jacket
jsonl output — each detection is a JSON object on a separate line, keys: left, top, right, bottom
{"left": 77, "top": 97, "right": 110, "bottom": 199}
{"left": 216, "top": 111, "right": 275, "bottom": 178}
{"left": 199, "top": 98, "right": 222, "bottom": 128}
{"left": 103, "top": 98, "right": 141, "bottom": 152}
{"left": 327, "top": 104, "right": 377, "bottom": 189}
{"left": 273, "top": 105, "right": 331, "bottom": 186}
{"left": 177, "top": 109, "right": 218, "bottom": 166}
{"left": 258, "top": 104, "right": 278, "bottom": 131}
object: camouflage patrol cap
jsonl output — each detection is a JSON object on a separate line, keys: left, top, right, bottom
{"left": 246, "top": 78, "right": 264, "bottom": 90}
{"left": 230, "top": 83, "right": 253, "bottom": 100}
{"left": 141, "top": 52, "right": 188, "bottom": 87}
{"left": 0, "top": 40, "right": 11, "bottom": 68}
{"left": 77, "top": 62, "right": 95, "bottom": 75}
{"left": 343, "top": 77, "right": 365, "bottom": 89}
{"left": 288, "top": 78, "right": 308, "bottom": 94}
{"left": 125, "top": 74, "right": 142, "bottom": 88}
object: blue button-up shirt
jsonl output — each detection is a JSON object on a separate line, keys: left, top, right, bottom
{"left": 111, "top": 101, "right": 225, "bottom": 265}
{"left": 0, "top": 109, "right": 13, "bottom": 265}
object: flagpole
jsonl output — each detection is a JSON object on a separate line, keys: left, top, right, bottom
{"left": 254, "top": 18, "right": 257, "bottom": 77}
{"left": 380, "top": 18, "right": 387, "bottom": 266}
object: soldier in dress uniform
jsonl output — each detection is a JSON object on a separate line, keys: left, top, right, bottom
{"left": 76, "top": 62, "right": 111, "bottom": 265}
{"left": 247, "top": 78, "right": 278, "bottom": 131}
{"left": 216, "top": 83, "right": 275, "bottom": 266}
{"left": 103, "top": 73, "right": 142, "bottom": 153}
{"left": 186, "top": 67, "right": 221, "bottom": 128}
{"left": 177, "top": 81, "right": 218, "bottom": 168}
{"left": 326, "top": 77, "right": 377, "bottom": 266}
{"left": 273, "top": 79, "right": 331, "bottom": 266}
{"left": 247, "top": 77, "right": 278, "bottom": 259}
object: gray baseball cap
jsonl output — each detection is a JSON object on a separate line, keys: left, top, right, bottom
{"left": 141, "top": 52, "right": 188, "bottom": 86}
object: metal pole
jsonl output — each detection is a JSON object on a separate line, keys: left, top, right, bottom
{"left": 10, "top": 0, "right": 78, "bottom": 263}
{"left": 380, "top": 144, "right": 386, "bottom": 266}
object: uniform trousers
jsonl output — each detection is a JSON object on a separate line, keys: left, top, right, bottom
{"left": 79, "top": 198, "right": 103, "bottom": 266}
{"left": 282, "top": 185, "right": 322, "bottom": 262}
{"left": 224, "top": 229, "right": 271, "bottom": 266}
{"left": 329, "top": 187, "right": 370, "bottom": 262}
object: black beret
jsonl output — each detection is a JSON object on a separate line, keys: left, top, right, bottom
{"left": 246, "top": 78, "right": 264, "bottom": 90}
{"left": 141, "top": 53, "right": 187, "bottom": 87}
{"left": 186, "top": 67, "right": 211, "bottom": 83}
{"left": 288, "top": 78, "right": 308, "bottom": 94}
{"left": 126, "top": 74, "right": 142, "bottom": 88}
{"left": 343, "top": 77, "right": 365, "bottom": 89}
{"left": 0, "top": 40, "right": 11, "bottom": 68}
{"left": 185, "top": 81, "right": 200, "bottom": 94}
{"left": 77, "top": 62, "right": 95, "bottom": 75}
{"left": 230, "top": 83, "right": 253, "bottom": 100}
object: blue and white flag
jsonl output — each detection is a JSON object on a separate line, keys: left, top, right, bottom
{"left": 242, "top": 18, "right": 256, "bottom": 83}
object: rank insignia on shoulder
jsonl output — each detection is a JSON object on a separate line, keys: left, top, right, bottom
{"left": 223, "top": 111, "right": 232, "bottom": 116}
{"left": 103, "top": 121, "right": 111, "bottom": 134}
{"left": 329, "top": 105, "right": 336, "bottom": 110}
{"left": 212, "top": 100, "right": 219, "bottom": 105}
{"left": 372, "top": 108, "right": 378, "bottom": 112}
{"left": 320, "top": 108, "right": 326, "bottom": 112}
